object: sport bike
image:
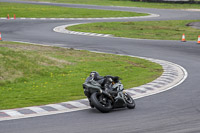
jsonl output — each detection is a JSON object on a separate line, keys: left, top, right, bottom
{"left": 83, "top": 76, "right": 135, "bottom": 113}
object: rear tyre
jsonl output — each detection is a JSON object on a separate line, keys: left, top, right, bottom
{"left": 124, "top": 92, "right": 135, "bottom": 109}
{"left": 90, "top": 92, "right": 112, "bottom": 113}
{"left": 89, "top": 100, "right": 94, "bottom": 108}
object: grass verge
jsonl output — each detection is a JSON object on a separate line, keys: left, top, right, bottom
{"left": 23, "top": 0, "right": 200, "bottom": 9}
{"left": 0, "top": 41, "right": 162, "bottom": 109}
{"left": 0, "top": 2, "right": 147, "bottom": 18}
{"left": 67, "top": 20, "right": 200, "bottom": 41}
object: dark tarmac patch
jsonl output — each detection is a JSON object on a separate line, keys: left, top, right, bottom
{"left": 186, "top": 22, "right": 200, "bottom": 29}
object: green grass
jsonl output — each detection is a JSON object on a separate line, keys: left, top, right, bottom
{"left": 0, "top": 2, "right": 147, "bottom": 18}
{"left": 23, "top": 0, "right": 200, "bottom": 9}
{"left": 67, "top": 20, "right": 200, "bottom": 41}
{"left": 0, "top": 41, "right": 163, "bottom": 109}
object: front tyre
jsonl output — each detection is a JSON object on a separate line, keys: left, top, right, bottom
{"left": 124, "top": 92, "right": 135, "bottom": 109}
{"left": 90, "top": 92, "right": 112, "bottom": 113}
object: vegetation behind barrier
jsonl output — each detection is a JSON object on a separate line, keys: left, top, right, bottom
{"left": 131, "top": 0, "right": 200, "bottom": 4}
{"left": 22, "top": 0, "right": 200, "bottom": 9}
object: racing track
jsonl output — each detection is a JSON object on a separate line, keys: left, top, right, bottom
{"left": 0, "top": 0, "right": 200, "bottom": 133}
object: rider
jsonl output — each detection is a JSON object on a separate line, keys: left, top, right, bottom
{"left": 87, "top": 71, "right": 119, "bottom": 91}
{"left": 102, "top": 76, "right": 120, "bottom": 91}
{"left": 85, "top": 71, "right": 121, "bottom": 108}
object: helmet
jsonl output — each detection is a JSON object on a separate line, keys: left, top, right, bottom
{"left": 113, "top": 76, "right": 120, "bottom": 83}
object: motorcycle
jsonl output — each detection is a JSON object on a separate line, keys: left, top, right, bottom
{"left": 82, "top": 75, "right": 135, "bottom": 113}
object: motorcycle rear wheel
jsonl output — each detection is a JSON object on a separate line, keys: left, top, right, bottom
{"left": 90, "top": 92, "right": 112, "bottom": 113}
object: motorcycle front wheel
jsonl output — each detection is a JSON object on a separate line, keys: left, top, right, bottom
{"left": 90, "top": 92, "right": 112, "bottom": 113}
{"left": 124, "top": 92, "right": 136, "bottom": 109}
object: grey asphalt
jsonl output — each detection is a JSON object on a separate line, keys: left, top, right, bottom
{"left": 0, "top": 1, "right": 200, "bottom": 133}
